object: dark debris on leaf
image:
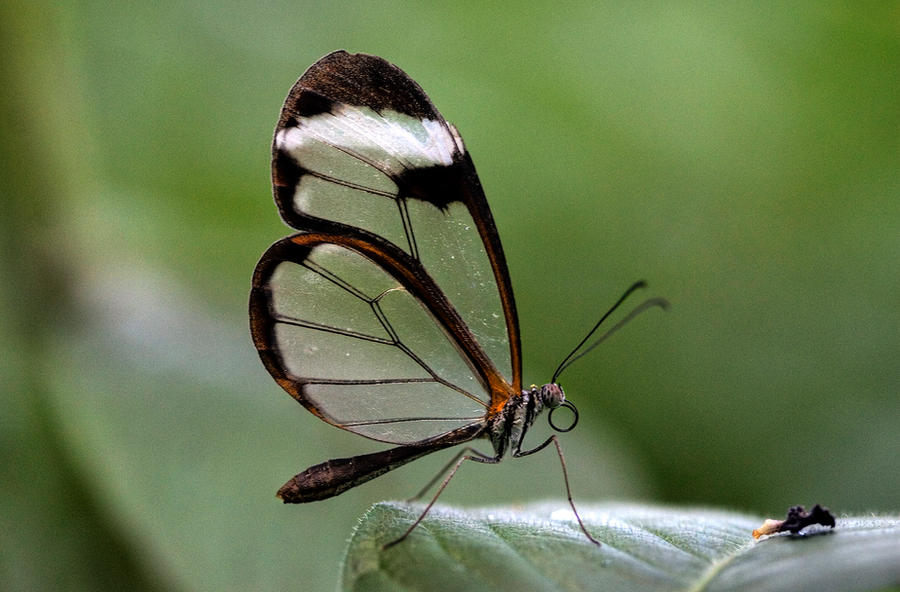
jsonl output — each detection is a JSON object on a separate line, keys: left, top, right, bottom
{"left": 753, "top": 504, "right": 836, "bottom": 539}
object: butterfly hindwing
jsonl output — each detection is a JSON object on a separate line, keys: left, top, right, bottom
{"left": 251, "top": 233, "right": 494, "bottom": 444}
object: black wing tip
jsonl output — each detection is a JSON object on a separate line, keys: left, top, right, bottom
{"left": 314, "top": 50, "right": 387, "bottom": 69}
{"left": 280, "top": 50, "right": 442, "bottom": 122}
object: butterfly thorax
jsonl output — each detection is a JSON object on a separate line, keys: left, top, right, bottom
{"left": 487, "top": 383, "right": 565, "bottom": 459}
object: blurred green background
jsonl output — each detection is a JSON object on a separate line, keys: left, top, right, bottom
{"left": 2, "top": 2, "right": 897, "bottom": 590}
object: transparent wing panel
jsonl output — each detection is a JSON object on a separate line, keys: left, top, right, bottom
{"left": 286, "top": 128, "right": 399, "bottom": 192}
{"left": 295, "top": 174, "right": 408, "bottom": 250}
{"left": 268, "top": 252, "right": 389, "bottom": 340}
{"left": 404, "top": 200, "right": 511, "bottom": 381}
{"left": 305, "top": 382, "right": 483, "bottom": 443}
{"left": 377, "top": 288, "right": 482, "bottom": 396}
{"left": 262, "top": 242, "right": 489, "bottom": 444}
{"left": 275, "top": 105, "right": 512, "bottom": 382}
{"left": 273, "top": 325, "right": 424, "bottom": 381}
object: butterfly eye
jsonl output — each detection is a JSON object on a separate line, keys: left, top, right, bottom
{"left": 540, "top": 383, "right": 565, "bottom": 407}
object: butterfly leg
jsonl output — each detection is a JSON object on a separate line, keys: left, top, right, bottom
{"left": 406, "top": 446, "right": 495, "bottom": 502}
{"left": 514, "top": 435, "right": 601, "bottom": 546}
{"left": 383, "top": 451, "right": 500, "bottom": 550}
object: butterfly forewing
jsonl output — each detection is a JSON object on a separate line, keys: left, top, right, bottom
{"left": 270, "top": 51, "right": 520, "bottom": 391}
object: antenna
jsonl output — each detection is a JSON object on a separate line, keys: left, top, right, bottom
{"left": 551, "top": 281, "right": 669, "bottom": 384}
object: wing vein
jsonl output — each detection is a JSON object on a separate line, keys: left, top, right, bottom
{"left": 342, "top": 416, "right": 484, "bottom": 427}
{"left": 397, "top": 198, "right": 419, "bottom": 260}
{"left": 272, "top": 314, "right": 392, "bottom": 344}
{"left": 304, "top": 378, "right": 437, "bottom": 385}
{"left": 301, "top": 260, "right": 375, "bottom": 302}
{"left": 304, "top": 169, "right": 397, "bottom": 199}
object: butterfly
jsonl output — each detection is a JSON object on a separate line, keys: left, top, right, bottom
{"left": 249, "top": 50, "right": 666, "bottom": 548}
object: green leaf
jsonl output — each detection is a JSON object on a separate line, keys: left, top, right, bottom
{"left": 341, "top": 502, "right": 899, "bottom": 592}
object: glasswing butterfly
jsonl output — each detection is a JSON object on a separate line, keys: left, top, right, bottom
{"left": 250, "top": 50, "right": 666, "bottom": 548}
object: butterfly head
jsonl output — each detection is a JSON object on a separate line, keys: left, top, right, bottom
{"left": 539, "top": 383, "right": 579, "bottom": 433}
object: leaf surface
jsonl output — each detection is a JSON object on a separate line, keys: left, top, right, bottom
{"left": 342, "top": 502, "right": 900, "bottom": 592}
